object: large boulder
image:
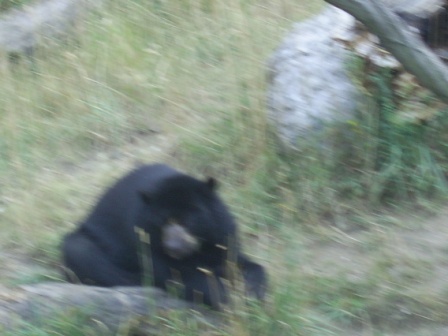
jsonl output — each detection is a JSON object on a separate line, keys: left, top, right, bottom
{"left": 0, "top": 283, "right": 220, "bottom": 335}
{"left": 0, "top": 0, "right": 102, "bottom": 56}
{"left": 267, "top": 6, "right": 359, "bottom": 149}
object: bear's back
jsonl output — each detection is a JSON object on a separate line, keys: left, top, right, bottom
{"left": 80, "top": 164, "right": 179, "bottom": 235}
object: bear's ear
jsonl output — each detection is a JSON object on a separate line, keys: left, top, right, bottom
{"left": 206, "top": 177, "right": 218, "bottom": 190}
{"left": 139, "top": 190, "right": 152, "bottom": 204}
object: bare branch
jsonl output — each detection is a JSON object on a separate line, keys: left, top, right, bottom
{"left": 325, "top": 0, "right": 448, "bottom": 104}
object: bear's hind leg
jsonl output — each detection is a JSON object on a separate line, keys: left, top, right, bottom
{"left": 238, "top": 254, "right": 267, "bottom": 301}
{"left": 62, "top": 232, "right": 140, "bottom": 286}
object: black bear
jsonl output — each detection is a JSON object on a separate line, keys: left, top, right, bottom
{"left": 62, "top": 164, "right": 266, "bottom": 309}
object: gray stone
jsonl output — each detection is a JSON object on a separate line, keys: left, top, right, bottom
{"left": 0, "top": 283, "right": 220, "bottom": 335}
{"left": 267, "top": 6, "right": 359, "bottom": 149}
{"left": 0, "top": 0, "right": 102, "bottom": 55}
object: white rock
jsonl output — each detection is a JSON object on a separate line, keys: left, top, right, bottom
{"left": 267, "top": 6, "right": 359, "bottom": 149}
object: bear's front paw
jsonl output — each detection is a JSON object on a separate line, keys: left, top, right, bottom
{"left": 242, "top": 262, "right": 267, "bottom": 301}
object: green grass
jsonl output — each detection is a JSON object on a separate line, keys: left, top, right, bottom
{"left": 2, "top": 0, "right": 448, "bottom": 335}
{"left": 0, "top": 0, "right": 30, "bottom": 11}
{"left": 1, "top": 306, "right": 93, "bottom": 335}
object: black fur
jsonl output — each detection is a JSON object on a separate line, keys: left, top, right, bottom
{"left": 62, "top": 164, "right": 267, "bottom": 308}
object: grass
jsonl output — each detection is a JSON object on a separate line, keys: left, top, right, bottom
{"left": 0, "top": 0, "right": 30, "bottom": 12}
{"left": 2, "top": 0, "right": 448, "bottom": 335}
{"left": 2, "top": 309, "right": 101, "bottom": 336}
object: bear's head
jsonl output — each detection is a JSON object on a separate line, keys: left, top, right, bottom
{"left": 138, "top": 174, "right": 235, "bottom": 259}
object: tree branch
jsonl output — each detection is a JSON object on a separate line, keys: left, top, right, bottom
{"left": 325, "top": 0, "right": 448, "bottom": 104}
